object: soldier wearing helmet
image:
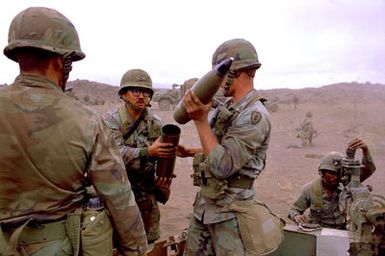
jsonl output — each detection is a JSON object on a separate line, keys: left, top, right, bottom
{"left": 296, "top": 111, "right": 317, "bottom": 146}
{"left": 177, "top": 38, "right": 272, "bottom": 255}
{"left": 0, "top": 7, "right": 147, "bottom": 255}
{"left": 103, "top": 69, "right": 176, "bottom": 244}
{"left": 288, "top": 138, "right": 376, "bottom": 229}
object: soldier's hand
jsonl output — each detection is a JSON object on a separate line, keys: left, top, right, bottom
{"left": 148, "top": 137, "right": 177, "bottom": 158}
{"left": 155, "top": 176, "right": 174, "bottom": 188}
{"left": 183, "top": 90, "right": 211, "bottom": 123}
{"left": 176, "top": 145, "right": 203, "bottom": 158}
{"left": 348, "top": 137, "right": 368, "bottom": 152}
{"left": 293, "top": 214, "right": 309, "bottom": 224}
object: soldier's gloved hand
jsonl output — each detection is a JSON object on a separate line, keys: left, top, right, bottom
{"left": 293, "top": 214, "right": 309, "bottom": 224}
{"left": 148, "top": 137, "right": 177, "bottom": 158}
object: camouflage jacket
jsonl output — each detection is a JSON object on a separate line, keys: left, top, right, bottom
{"left": 0, "top": 74, "right": 147, "bottom": 255}
{"left": 193, "top": 89, "right": 271, "bottom": 224}
{"left": 102, "top": 105, "right": 162, "bottom": 197}
{"left": 288, "top": 152, "right": 376, "bottom": 229}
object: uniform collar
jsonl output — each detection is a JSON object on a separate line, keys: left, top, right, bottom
{"left": 15, "top": 74, "right": 63, "bottom": 93}
{"left": 228, "top": 89, "right": 262, "bottom": 112}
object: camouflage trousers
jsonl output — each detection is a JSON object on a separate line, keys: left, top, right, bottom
{"left": 135, "top": 193, "right": 160, "bottom": 243}
{"left": 183, "top": 216, "right": 245, "bottom": 256}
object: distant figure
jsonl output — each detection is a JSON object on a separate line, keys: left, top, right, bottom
{"left": 296, "top": 112, "right": 317, "bottom": 146}
{"left": 288, "top": 138, "right": 376, "bottom": 229}
{"left": 293, "top": 95, "right": 299, "bottom": 109}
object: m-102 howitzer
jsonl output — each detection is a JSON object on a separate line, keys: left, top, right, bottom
{"left": 338, "top": 148, "right": 385, "bottom": 255}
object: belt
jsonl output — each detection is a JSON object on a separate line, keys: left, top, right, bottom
{"left": 2, "top": 218, "right": 67, "bottom": 245}
{"left": 227, "top": 175, "right": 254, "bottom": 189}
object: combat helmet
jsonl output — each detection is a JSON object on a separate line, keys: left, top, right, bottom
{"left": 118, "top": 69, "right": 153, "bottom": 97}
{"left": 318, "top": 151, "right": 344, "bottom": 173}
{"left": 4, "top": 7, "right": 85, "bottom": 62}
{"left": 212, "top": 38, "right": 261, "bottom": 72}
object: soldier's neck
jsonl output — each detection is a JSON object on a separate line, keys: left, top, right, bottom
{"left": 126, "top": 106, "right": 144, "bottom": 120}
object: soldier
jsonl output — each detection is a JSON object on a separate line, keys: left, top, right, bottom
{"left": 288, "top": 138, "right": 376, "bottom": 229}
{"left": 0, "top": 7, "right": 147, "bottom": 255}
{"left": 177, "top": 38, "right": 272, "bottom": 255}
{"left": 297, "top": 111, "right": 317, "bottom": 146}
{"left": 103, "top": 69, "right": 176, "bottom": 243}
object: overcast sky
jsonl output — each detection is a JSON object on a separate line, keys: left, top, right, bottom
{"left": 1, "top": 0, "right": 384, "bottom": 89}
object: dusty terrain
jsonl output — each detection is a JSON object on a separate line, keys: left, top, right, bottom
{"left": 85, "top": 82, "right": 385, "bottom": 241}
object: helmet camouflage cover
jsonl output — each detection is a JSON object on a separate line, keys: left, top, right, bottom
{"left": 212, "top": 38, "right": 261, "bottom": 71}
{"left": 118, "top": 69, "right": 153, "bottom": 96}
{"left": 4, "top": 7, "right": 85, "bottom": 62}
{"left": 318, "top": 151, "right": 344, "bottom": 173}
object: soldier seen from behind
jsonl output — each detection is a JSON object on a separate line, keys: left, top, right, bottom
{"left": 288, "top": 138, "right": 376, "bottom": 229}
{"left": 103, "top": 69, "right": 176, "bottom": 244}
{"left": 177, "top": 38, "right": 278, "bottom": 255}
{"left": 0, "top": 7, "right": 147, "bottom": 255}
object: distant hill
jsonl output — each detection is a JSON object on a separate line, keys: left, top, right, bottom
{"left": 66, "top": 79, "right": 120, "bottom": 105}
{"left": 259, "top": 82, "right": 385, "bottom": 105}
{"left": 2, "top": 80, "right": 384, "bottom": 107}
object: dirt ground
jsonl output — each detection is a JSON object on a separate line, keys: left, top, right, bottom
{"left": 92, "top": 99, "right": 385, "bottom": 241}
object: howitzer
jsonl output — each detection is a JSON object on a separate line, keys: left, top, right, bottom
{"left": 338, "top": 148, "right": 385, "bottom": 255}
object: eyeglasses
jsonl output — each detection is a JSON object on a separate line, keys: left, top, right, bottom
{"left": 129, "top": 88, "right": 150, "bottom": 97}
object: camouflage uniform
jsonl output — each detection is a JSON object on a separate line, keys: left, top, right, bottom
{"left": 288, "top": 151, "right": 376, "bottom": 229}
{"left": 0, "top": 75, "right": 147, "bottom": 255}
{"left": 184, "top": 89, "right": 271, "bottom": 255}
{"left": 0, "top": 7, "right": 146, "bottom": 256}
{"left": 103, "top": 105, "right": 163, "bottom": 242}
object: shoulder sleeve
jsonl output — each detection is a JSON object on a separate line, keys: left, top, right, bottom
{"left": 102, "top": 110, "right": 120, "bottom": 130}
{"left": 360, "top": 150, "right": 376, "bottom": 181}
{"left": 88, "top": 117, "right": 147, "bottom": 254}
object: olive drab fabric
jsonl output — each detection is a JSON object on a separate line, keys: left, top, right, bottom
{"left": 4, "top": 7, "right": 85, "bottom": 62}
{"left": 211, "top": 38, "right": 261, "bottom": 71}
{"left": 118, "top": 69, "right": 154, "bottom": 97}
{"left": 0, "top": 74, "right": 147, "bottom": 255}
{"left": 229, "top": 200, "right": 285, "bottom": 256}
{"left": 103, "top": 105, "right": 163, "bottom": 242}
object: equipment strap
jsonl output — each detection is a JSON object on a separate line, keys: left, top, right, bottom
{"left": 0, "top": 218, "right": 32, "bottom": 255}
{"left": 118, "top": 105, "right": 146, "bottom": 141}
{"left": 314, "top": 178, "right": 323, "bottom": 210}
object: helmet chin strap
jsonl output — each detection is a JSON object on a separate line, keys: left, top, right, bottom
{"left": 61, "top": 53, "right": 74, "bottom": 90}
{"left": 223, "top": 70, "right": 235, "bottom": 95}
